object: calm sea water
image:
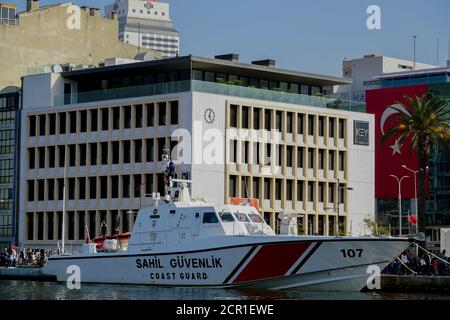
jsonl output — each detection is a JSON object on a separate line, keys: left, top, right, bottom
{"left": 0, "top": 280, "right": 449, "bottom": 300}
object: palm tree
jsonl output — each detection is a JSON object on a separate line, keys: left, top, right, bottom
{"left": 382, "top": 94, "right": 449, "bottom": 235}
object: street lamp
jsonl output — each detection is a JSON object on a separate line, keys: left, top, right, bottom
{"left": 390, "top": 174, "right": 409, "bottom": 236}
{"left": 402, "top": 165, "right": 418, "bottom": 234}
{"left": 326, "top": 179, "right": 354, "bottom": 236}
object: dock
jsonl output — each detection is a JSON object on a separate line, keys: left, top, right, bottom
{"left": 378, "top": 275, "right": 450, "bottom": 292}
{"left": 0, "top": 267, "right": 56, "bottom": 281}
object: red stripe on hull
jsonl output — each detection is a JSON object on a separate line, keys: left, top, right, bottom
{"left": 233, "top": 242, "right": 312, "bottom": 283}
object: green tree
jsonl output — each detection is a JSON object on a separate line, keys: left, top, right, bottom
{"left": 382, "top": 95, "right": 450, "bottom": 234}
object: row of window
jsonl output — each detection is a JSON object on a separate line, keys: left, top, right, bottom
{"left": 27, "top": 173, "right": 168, "bottom": 202}
{"left": 25, "top": 210, "right": 137, "bottom": 241}
{"left": 28, "top": 137, "right": 175, "bottom": 169}
{"left": 0, "top": 159, "right": 14, "bottom": 184}
{"left": 229, "top": 175, "right": 347, "bottom": 204}
{"left": 0, "top": 213, "right": 12, "bottom": 237}
{"left": 192, "top": 70, "right": 322, "bottom": 96}
{"left": 229, "top": 142, "right": 346, "bottom": 171}
{"left": 229, "top": 105, "right": 346, "bottom": 138}
{"left": 28, "top": 101, "right": 179, "bottom": 137}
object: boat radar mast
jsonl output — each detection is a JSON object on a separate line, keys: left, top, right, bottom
{"left": 161, "top": 149, "right": 192, "bottom": 203}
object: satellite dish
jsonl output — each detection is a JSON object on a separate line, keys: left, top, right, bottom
{"left": 277, "top": 211, "right": 285, "bottom": 220}
{"left": 51, "top": 64, "right": 63, "bottom": 73}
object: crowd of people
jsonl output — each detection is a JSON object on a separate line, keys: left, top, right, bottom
{"left": 0, "top": 245, "right": 57, "bottom": 268}
{"left": 383, "top": 249, "right": 450, "bottom": 276}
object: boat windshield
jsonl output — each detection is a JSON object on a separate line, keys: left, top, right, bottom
{"left": 248, "top": 213, "right": 264, "bottom": 224}
{"left": 219, "top": 212, "right": 235, "bottom": 223}
{"left": 234, "top": 212, "right": 250, "bottom": 222}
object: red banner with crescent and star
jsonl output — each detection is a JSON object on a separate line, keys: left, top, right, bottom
{"left": 366, "top": 85, "right": 430, "bottom": 200}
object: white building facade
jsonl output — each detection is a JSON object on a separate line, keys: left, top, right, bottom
{"left": 19, "top": 55, "right": 375, "bottom": 249}
{"left": 105, "top": 0, "right": 179, "bottom": 58}
{"left": 334, "top": 54, "right": 436, "bottom": 102}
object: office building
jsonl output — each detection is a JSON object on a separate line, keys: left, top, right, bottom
{"left": 105, "top": 0, "right": 180, "bottom": 58}
{"left": 334, "top": 54, "right": 436, "bottom": 102}
{"left": 19, "top": 54, "right": 374, "bottom": 248}
{"left": 366, "top": 65, "right": 450, "bottom": 248}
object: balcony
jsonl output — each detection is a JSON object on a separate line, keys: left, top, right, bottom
{"left": 54, "top": 80, "right": 366, "bottom": 113}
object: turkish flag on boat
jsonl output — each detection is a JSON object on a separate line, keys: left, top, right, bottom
{"left": 366, "top": 85, "right": 430, "bottom": 199}
{"left": 408, "top": 215, "right": 417, "bottom": 225}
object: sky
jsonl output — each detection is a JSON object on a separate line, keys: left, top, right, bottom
{"left": 7, "top": 0, "right": 450, "bottom": 77}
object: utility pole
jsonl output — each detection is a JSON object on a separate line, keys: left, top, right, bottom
{"left": 413, "top": 35, "right": 417, "bottom": 70}
{"left": 390, "top": 175, "right": 409, "bottom": 236}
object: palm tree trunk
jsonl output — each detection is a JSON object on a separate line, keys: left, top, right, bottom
{"left": 417, "top": 143, "right": 428, "bottom": 235}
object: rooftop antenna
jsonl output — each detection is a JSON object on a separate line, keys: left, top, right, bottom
{"left": 436, "top": 38, "right": 439, "bottom": 66}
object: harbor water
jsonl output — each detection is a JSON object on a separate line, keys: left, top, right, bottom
{"left": 1, "top": 280, "right": 449, "bottom": 300}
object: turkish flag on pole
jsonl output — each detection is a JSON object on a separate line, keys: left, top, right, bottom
{"left": 408, "top": 215, "right": 417, "bottom": 225}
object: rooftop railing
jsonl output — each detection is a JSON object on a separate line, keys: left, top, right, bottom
{"left": 54, "top": 80, "right": 366, "bottom": 113}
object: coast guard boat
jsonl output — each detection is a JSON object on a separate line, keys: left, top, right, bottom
{"left": 45, "top": 153, "right": 412, "bottom": 291}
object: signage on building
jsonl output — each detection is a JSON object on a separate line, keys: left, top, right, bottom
{"left": 354, "top": 121, "right": 369, "bottom": 146}
{"left": 144, "top": 2, "right": 154, "bottom": 10}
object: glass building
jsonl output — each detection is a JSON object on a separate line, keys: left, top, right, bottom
{"left": 0, "top": 86, "right": 19, "bottom": 244}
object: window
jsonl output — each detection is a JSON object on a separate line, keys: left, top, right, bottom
{"left": 297, "top": 181, "right": 304, "bottom": 201}
{"left": 113, "top": 107, "right": 120, "bottom": 130}
{"left": 147, "top": 103, "right": 154, "bottom": 127}
{"left": 308, "top": 115, "right": 315, "bottom": 136}
{"left": 202, "top": 212, "right": 219, "bottom": 224}
{"left": 308, "top": 182, "right": 314, "bottom": 202}
{"left": 170, "top": 101, "right": 178, "bottom": 125}
{"left": 229, "top": 175, "right": 237, "bottom": 197}
{"left": 329, "top": 151, "right": 335, "bottom": 170}
{"left": 79, "top": 178, "right": 86, "bottom": 199}
{"left": 101, "top": 109, "right": 109, "bottom": 131}
{"left": 89, "top": 177, "right": 97, "bottom": 199}
{"left": 69, "top": 145, "right": 76, "bottom": 167}
{"left": 264, "top": 178, "right": 270, "bottom": 199}
{"left": 297, "top": 147, "right": 304, "bottom": 168}
{"left": 135, "top": 140, "right": 142, "bottom": 163}
{"left": 275, "top": 111, "right": 282, "bottom": 131}
{"left": 58, "top": 113, "right": 66, "bottom": 134}
{"left": 252, "top": 177, "right": 259, "bottom": 199}
{"left": 28, "top": 148, "right": 35, "bottom": 169}
{"left": 308, "top": 149, "right": 314, "bottom": 169}
{"left": 28, "top": 181, "right": 34, "bottom": 201}
{"left": 123, "top": 141, "right": 131, "bottom": 163}
{"left": 297, "top": 114, "right": 304, "bottom": 134}
{"left": 328, "top": 183, "right": 335, "bottom": 203}
{"left": 69, "top": 111, "right": 77, "bottom": 133}
{"left": 90, "top": 109, "right": 98, "bottom": 131}
{"left": 112, "top": 141, "right": 119, "bottom": 164}
{"left": 146, "top": 139, "right": 154, "bottom": 162}
{"left": 124, "top": 106, "right": 131, "bottom": 129}
{"left": 122, "top": 175, "right": 130, "bottom": 198}
{"left": 339, "top": 151, "right": 345, "bottom": 171}
{"left": 264, "top": 109, "right": 272, "bottom": 130}
{"left": 339, "top": 119, "right": 345, "bottom": 139}
{"left": 29, "top": 116, "right": 36, "bottom": 137}
{"left": 242, "top": 106, "right": 249, "bottom": 129}
{"left": 49, "top": 114, "right": 56, "bottom": 135}
{"left": 318, "top": 116, "right": 325, "bottom": 136}
{"left": 100, "top": 176, "right": 107, "bottom": 199}
{"left": 39, "top": 115, "right": 46, "bottom": 136}
{"left": 58, "top": 146, "right": 65, "bottom": 167}
{"left": 329, "top": 118, "right": 335, "bottom": 137}
{"left": 253, "top": 108, "right": 260, "bottom": 130}
{"left": 80, "top": 111, "right": 87, "bottom": 132}
{"left": 219, "top": 212, "right": 235, "bottom": 222}
{"left": 286, "top": 180, "right": 293, "bottom": 201}
{"left": 158, "top": 102, "right": 166, "bottom": 125}
{"left": 79, "top": 144, "right": 86, "bottom": 166}
{"left": 286, "top": 146, "right": 293, "bottom": 167}
{"left": 318, "top": 182, "right": 324, "bottom": 202}
{"left": 38, "top": 147, "right": 45, "bottom": 168}
{"left": 318, "top": 149, "right": 324, "bottom": 170}
{"left": 275, "top": 179, "right": 281, "bottom": 200}
{"left": 90, "top": 143, "right": 97, "bottom": 166}
{"left": 287, "top": 112, "right": 293, "bottom": 133}
{"left": 49, "top": 146, "right": 55, "bottom": 168}
{"left": 101, "top": 142, "right": 108, "bottom": 165}
{"left": 135, "top": 105, "right": 143, "bottom": 128}
{"left": 111, "top": 176, "right": 119, "bottom": 198}
{"left": 229, "top": 140, "right": 237, "bottom": 163}
{"left": 230, "top": 105, "right": 238, "bottom": 128}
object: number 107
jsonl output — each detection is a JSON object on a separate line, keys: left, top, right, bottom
{"left": 341, "top": 249, "right": 363, "bottom": 258}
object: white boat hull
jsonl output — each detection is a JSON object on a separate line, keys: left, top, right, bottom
{"left": 45, "top": 236, "right": 412, "bottom": 291}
